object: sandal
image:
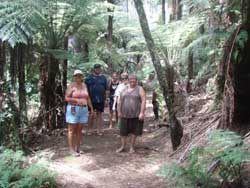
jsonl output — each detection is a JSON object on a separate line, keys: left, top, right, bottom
{"left": 76, "top": 150, "right": 84, "bottom": 154}
{"left": 70, "top": 152, "right": 80, "bottom": 157}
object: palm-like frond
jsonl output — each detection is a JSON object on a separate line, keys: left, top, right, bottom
{"left": 0, "top": 0, "right": 45, "bottom": 47}
{"left": 0, "top": 0, "right": 106, "bottom": 48}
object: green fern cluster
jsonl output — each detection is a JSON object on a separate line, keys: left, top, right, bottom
{"left": 0, "top": 149, "right": 56, "bottom": 188}
{"left": 160, "top": 130, "right": 250, "bottom": 188}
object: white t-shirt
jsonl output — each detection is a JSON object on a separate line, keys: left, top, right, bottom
{"left": 114, "top": 83, "right": 128, "bottom": 97}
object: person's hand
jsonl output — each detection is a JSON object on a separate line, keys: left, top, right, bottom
{"left": 89, "top": 109, "right": 94, "bottom": 116}
{"left": 139, "top": 112, "right": 145, "bottom": 120}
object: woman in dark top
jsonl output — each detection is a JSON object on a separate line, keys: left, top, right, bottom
{"left": 108, "top": 72, "right": 119, "bottom": 129}
{"left": 116, "top": 75, "right": 146, "bottom": 153}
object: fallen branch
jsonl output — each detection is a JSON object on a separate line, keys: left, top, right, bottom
{"left": 169, "top": 114, "right": 220, "bottom": 157}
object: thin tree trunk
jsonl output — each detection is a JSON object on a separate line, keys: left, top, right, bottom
{"left": 133, "top": 0, "right": 183, "bottom": 150}
{"left": 177, "top": 0, "right": 182, "bottom": 20}
{"left": 63, "top": 37, "right": 68, "bottom": 95}
{"left": 107, "top": 0, "right": 114, "bottom": 71}
{"left": 82, "top": 42, "right": 89, "bottom": 62}
{"left": 0, "top": 40, "right": 5, "bottom": 111}
{"left": 126, "top": 0, "right": 129, "bottom": 13}
{"left": 162, "top": 0, "right": 166, "bottom": 24}
{"left": 17, "top": 44, "right": 27, "bottom": 116}
{"left": 171, "top": 0, "right": 177, "bottom": 21}
{"left": 186, "top": 50, "right": 193, "bottom": 93}
{"left": 10, "top": 47, "right": 17, "bottom": 87}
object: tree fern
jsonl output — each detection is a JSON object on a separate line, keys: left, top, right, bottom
{"left": 0, "top": 0, "right": 44, "bottom": 47}
{"left": 0, "top": 0, "right": 106, "bottom": 48}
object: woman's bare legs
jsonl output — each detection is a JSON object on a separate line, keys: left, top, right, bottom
{"left": 68, "top": 124, "right": 77, "bottom": 153}
{"left": 76, "top": 124, "right": 84, "bottom": 152}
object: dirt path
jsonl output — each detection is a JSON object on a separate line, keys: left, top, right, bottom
{"left": 32, "top": 91, "right": 220, "bottom": 188}
{"left": 35, "top": 93, "right": 171, "bottom": 188}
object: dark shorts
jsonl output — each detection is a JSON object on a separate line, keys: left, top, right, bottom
{"left": 120, "top": 118, "right": 144, "bottom": 136}
{"left": 92, "top": 102, "right": 104, "bottom": 112}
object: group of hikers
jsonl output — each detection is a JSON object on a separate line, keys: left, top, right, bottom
{"left": 65, "top": 63, "right": 158, "bottom": 157}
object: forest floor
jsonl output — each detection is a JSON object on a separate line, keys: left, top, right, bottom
{"left": 31, "top": 90, "right": 220, "bottom": 188}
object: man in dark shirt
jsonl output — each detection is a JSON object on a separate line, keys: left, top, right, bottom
{"left": 85, "top": 64, "right": 108, "bottom": 136}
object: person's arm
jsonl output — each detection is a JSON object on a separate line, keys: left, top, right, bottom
{"left": 87, "top": 97, "right": 94, "bottom": 114}
{"left": 112, "top": 84, "right": 120, "bottom": 110}
{"left": 65, "top": 83, "right": 78, "bottom": 104}
{"left": 104, "top": 76, "right": 109, "bottom": 105}
{"left": 117, "top": 93, "right": 122, "bottom": 118}
{"left": 139, "top": 86, "right": 146, "bottom": 120}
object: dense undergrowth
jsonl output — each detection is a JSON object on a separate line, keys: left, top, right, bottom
{"left": 0, "top": 149, "right": 56, "bottom": 188}
{"left": 160, "top": 130, "right": 250, "bottom": 188}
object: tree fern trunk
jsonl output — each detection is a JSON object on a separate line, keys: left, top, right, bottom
{"left": 17, "top": 43, "right": 27, "bottom": 117}
{"left": 38, "top": 55, "right": 62, "bottom": 130}
{"left": 215, "top": 28, "right": 238, "bottom": 106}
{"left": 219, "top": 1, "right": 250, "bottom": 133}
{"left": 134, "top": 0, "right": 183, "bottom": 150}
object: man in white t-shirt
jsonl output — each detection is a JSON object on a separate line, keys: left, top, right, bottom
{"left": 112, "top": 73, "right": 129, "bottom": 111}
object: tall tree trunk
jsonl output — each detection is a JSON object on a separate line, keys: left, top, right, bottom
{"left": 107, "top": 0, "right": 114, "bottom": 71}
{"left": 133, "top": 0, "right": 183, "bottom": 150}
{"left": 219, "top": 1, "right": 250, "bottom": 133}
{"left": 162, "top": 0, "right": 166, "bottom": 24}
{"left": 17, "top": 44, "right": 27, "bottom": 117}
{"left": 0, "top": 40, "right": 5, "bottom": 111}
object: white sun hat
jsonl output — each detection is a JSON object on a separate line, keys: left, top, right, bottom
{"left": 73, "top": 69, "right": 83, "bottom": 76}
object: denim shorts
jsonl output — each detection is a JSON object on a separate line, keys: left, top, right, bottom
{"left": 66, "top": 104, "right": 88, "bottom": 124}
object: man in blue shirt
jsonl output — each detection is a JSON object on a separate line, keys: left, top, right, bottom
{"left": 85, "top": 64, "right": 108, "bottom": 136}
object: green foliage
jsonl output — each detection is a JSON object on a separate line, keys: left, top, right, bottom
{"left": 178, "top": 31, "right": 229, "bottom": 86}
{"left": 160, "top": 130, "right": 250, "bottom": 188}
{"left": 0, "top": 90, "right": 22, "bottom": 148}
{"left": 0, "top": 0, "right": 105, "bottom": 48}
{"left": 0, "top": 149, "right": 56, "bottom": 188}
{"left": 0, "top": 0, "right": 44, "bottom": 47}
